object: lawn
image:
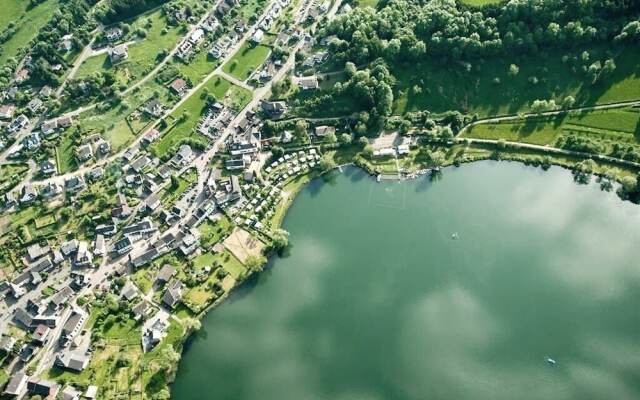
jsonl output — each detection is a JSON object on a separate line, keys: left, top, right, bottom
{"left": 222, "top": 42, "right": 271, "bottom": 81}
{"left": 55, "top": 133, "right": 78, "bottom": 174}
{"left": 152, "top": 75, "right": 252, "bottom": 157}
{"left": 176, "top": 52, "right": 220, "bottom": 83}
{"left": 0, "top": 0, "right": 59, "bottom": 67}
{"left": 356, "top": 0, "right": 380, "bottom": 8}
{"left": 75, "top": 8, "right": 184, "bottom": 84}
{"left": 161, "top": 168, "right": 197, "bottom": 206}
{"left": 393, "top": 42, "right": 640, "bottom": 117}
{"left": 460, "top": 0, "right": 504, "bottom": 6}
{"left": 198, "top": 215, "right": 233, "bottom": 247}
{"left": 462, "top": 107, "right": 640, "bottom": 149}
{"left": 0, "top": 163, "right": 28, "bottom": 195}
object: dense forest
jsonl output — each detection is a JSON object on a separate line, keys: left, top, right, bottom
{"left": 94, "top": 0, "right": 171, "bottom": 24}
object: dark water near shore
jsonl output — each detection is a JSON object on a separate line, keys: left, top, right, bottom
{"left": 172, "top": 161, "right": 640, "bottom": 400}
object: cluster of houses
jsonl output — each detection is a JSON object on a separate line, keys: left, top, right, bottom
{"left": 2, "top": 370, "right": 98, "bottom": 400}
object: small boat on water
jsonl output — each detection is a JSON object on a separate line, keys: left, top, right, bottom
{"left": 451, "top": 233, "right": 459, "bottom": 239}
{"left": 546, "top": 358, "right": 557, "bottom": 365}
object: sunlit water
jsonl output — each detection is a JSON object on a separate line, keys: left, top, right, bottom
{"left": 172, "top": 161, "right": 640, "bottom": 400}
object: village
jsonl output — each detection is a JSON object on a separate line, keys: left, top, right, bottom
{"left": 0, "top": 0, "right": 362, "bottom": 397}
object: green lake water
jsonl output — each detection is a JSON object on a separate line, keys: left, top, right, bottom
{"left": 172, "top": 161, "right": 640, "bottom": 400}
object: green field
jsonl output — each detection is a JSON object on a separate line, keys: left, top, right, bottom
{"left": 462, "top": 108, "right": 640, "bottom": 150}
{"left": 55, "top": 133, "right": 78, "bottom": 174}
{"left": 176, "top": 52, "right": 220, "bottom": 83}
{"left": 222, "top": 42, "right": 271, "bottom": 81}
{"left": 0, "top": 0, "right": 59, "bottom": 66}
{"left": 75, "top": 9, "right": 183, "bottom": 84}
{"left": 198, "top": 215, "right": 233, "bottom": 247}
{"left": 393, "top": 43, "right": 640, "bottom": 117}
{"left": 153, "top": 75, "right": 252, "bottom": 157}
{"left": 460, "top": 0, "right": 503, "bottom": 6}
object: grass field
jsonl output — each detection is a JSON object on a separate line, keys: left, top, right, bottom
{"left": 153, "top": 75, "right": 251, "bottom": 157}
{"left": 222, "top": 42, "right": 271, "bottom": 81}
{"left": 0, "top": 0, "right": 59, "bottom": 67}
{"left": 462, "top": 108, "right": 640, "bottom": 150}
{"left": 356, "top": 0, "right": 380, "bottom": 8}
{"left": 176, "top": 52, "right": 220, "bottom": 83}
{"left": 55, "top": 133, "right": 78, "bottom": 174}
{"left": 198, "top": 215, "right": 233, "bottom": 247}
{"left": 460, "top": 0, "right": 503, "bottom": 6}
{"left": 393, "top": 43, "right": 640, "bottom": 117}
{"left": 75, "top": 9, "right": 183, "bottom": 84}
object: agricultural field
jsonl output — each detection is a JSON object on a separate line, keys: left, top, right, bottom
{"left": 152, "top": 75, "right": 251, "bottom": 157}
{"left": 393, "top": 43, "right": 640, "bottom": 117}
{"left": 222, "top": 42, "right": 271, "bottom": 81}
{"left": 462, "top": 107, "right": 640, "bottom": 150}
{"left": 0, "top": 0, "right": 59, "bottom": 66}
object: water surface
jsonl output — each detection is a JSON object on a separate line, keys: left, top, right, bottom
{"left": 172, "top": 162, "right": 640, "bottom": 400}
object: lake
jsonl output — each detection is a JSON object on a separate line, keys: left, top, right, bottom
{"left": 172, "top": 161, "right": 640, "bottom": 400}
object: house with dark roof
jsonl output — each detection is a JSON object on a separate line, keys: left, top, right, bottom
{"left": 27, "top": 377, "right": 59, "bottom": 399}
{"left": 156, "top": 265, "right": 176, "bottom": 284}
{"left": 3, "top": 372, "right": 28, "bottom": 397}
{"left": 162, "top": 280, "right": 184, "bottom": 309}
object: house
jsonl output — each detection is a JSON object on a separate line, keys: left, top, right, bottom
{"left": 3, "top": 372, "right": 28, "bottom": 397}
{"left": 85, "top": 386, "right": 98, "bottom": 400}
{"left": 60, "top": 385, "right": 82, "bottom": 400}
{"left": 142, "top": 128, "right": 160, "bottom": 145}
{"left": 58, "top": 115, "right": 73, "bottom": 128}
{"left": 41, "top": 119, "right": 58, "bottom": 135}
{"left": 315, "top": 125, "right": 335, "bottom": 138}
{"left": 7, "top": 114, "right": 29, "bottom": 133}
{"left": 0, "top": 335, "right": 16, "bottom": 353}
{"left": 143, "top": 99, "right": 163, "bottom": 117}
{"left": 225, "top": 157, "right": 245, "bottom": 170}
{"left": 109, "top": 44, "right": 128, "bottom": 64}
{"left": 156, "top": 264, "right": 176, "bottom": 284}
{"left": 251, "top": 29, "right": 264, "bottom": 43}
{"left": 0, "top": 104, "right": 15, "bottom": 119}
{"left": 261, "top": 100, "right": 287, "bottom": 117}
{"left": 15, "top": 68, "right": 30, "bottom": 83}
{"left": 41, "top": 182, "right": 62, "bottom": 198}
{"left": 60, "top": 239, "right": 79, "bottom": 256}
{"left": 65, "top": 176, "right": 86, "bottom": 193}
{"left": 74, "top": 241, "right": 93, "bottom": 267}
{"left": 298, "top": 75, "right": 319, "bottom": 90}
{"left": 39, "top": 85, "right": 53, "bottom": 98}
{"left": 20, "top": 185, "right": 38, "bottom": 204}
{"left": 120, "top": 281, "right": 139, "bottom": 301}
{"left": 93, "top": 234, "right": 105, "bottom": 256}
{"left": 32, "top": 324, "right": 51, "bottom": 345}
{"left": 235, "top": 20, "right": 247, "bottom": 32}
{"left": 59, "top": 34, "right": 74, "bottom": 52}
{"left": 55, "top": 352, "right": 90, "bottom": 372}
{"left": 59, "top": 310, "right": 86, "bottom": 344}
{"left": 130, "top": 155, "right": 151, "bottom": 173}
{"left": 19, "top": 344, "right": 39, "bottom": 362}
{"left": 105, "top": 27, "right": 123, "bottom": 42}
{"left": 189, "top": 28, "right": 205, "bottom": 44}
{"left": 76, "top": 144, "right": 93, "bottom": 161}
{"left": 49, "top": 286, "right": 74, "bottom": 310}
{"left": 162, "top": 280, "right": 184, "bottom": 309}
{"left": 26, "top": 243, "right": 50, "bottom": 262}
{"left": 27, "top": 377, "right": 59, "bottom": 399}
{"left": 229, "top": 141, "right": 259, "bottom": 156}
{"left": 98, "top": 141, "right": 111, "bottom": 155}
{"left": 275, "top": 32, "right": 290, "bottom": 47}
{"left": 170, "top": 144, "right": 194, "bottom": 167}
{"left": 89, "top": 167, "right": 104, "bottom": 180}
{"left": 113, "top": 237, "right": 133, "bottom": 255}
{"left": 23, "top": 132, "right": 41, "bottom": 150}
{"left": 131, "top": 301, "right": 150, "bottom": 321}
{"left": 40, "top": 159, "right": 56, "bottom": 175}
{"left": 27, "top": 98, "right": 43, "bottom": 113}
{"left": 3, "top": 192, "right": 17, "bottom": 208}
{"left": 144, "top": 193, "right": 161, "bottom": 213}
{"left": 122, "top": 218, "right": 155, "bottom": 237}
{"left": 169, "top": 78, "right": 188, "bottom": 95}
{"left": 131, "top": 247, "right": 159, "bottom": 268}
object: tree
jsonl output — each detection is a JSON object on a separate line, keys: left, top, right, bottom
{"left": 271, "top": 229, "right": 289, "bottom": 255}
{"left": 339, "top": 133, "right": 352, "bottom": 147}
{"left": 294, "top": 120, "right": 309, "bottom": 143}
{"left": 325, "top": 131, "right": 337, "bottom": 143}
{"left": 319, "top": 154, "right": 337, "bottom": 172}
{"left": 245, "top": 255, "right": 267, "bottom": 272}
{"left": 508, "top": 64, "right": 519, "bottom": 76}
{"left": 562, "top": 95, "right": 576, "bottom": 109}
{"left": 358, "top": 136, "right": 369, "bottom": 148}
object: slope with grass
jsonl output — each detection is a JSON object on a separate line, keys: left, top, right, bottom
{"left": 222, "top": 42, "right": 271, "bottom": 81}
{"left": 0, "top": 0, "right": 60, "bottom": 67}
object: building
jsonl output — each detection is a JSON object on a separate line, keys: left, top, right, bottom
{"left": 40, "top": 159, "right": 56, "bottom": 175}
{"left": 65, "top": 176, "right": 86, "bottom": 193}
{"left": 3, "top": 372, "right": 28, "bottom": 397}
{"left": 49, "top": 286, "right": 74, "bottom": 310}
{"left": 105, "top": 27, "right": 123, "bottom": 41}
{"left": 27, "top": 98, "right": 43, "bottom": 113}
{"left": 55, "top": 352, "right": 90, "bottom": 372}
{"left": 0, "top": 104, "right": 15, "bottom": 120}
{"left": 41, "top": 119, "right": 58, "bottom": 135}
{"left": 60, "top": 311, "right": 86, "bottom": 345}
{"left": 156, "top": 264, "right": 176, "bottom": 284}
{"left": 170, "top": 78, "right": 188, "bottom": 95}
{"left": 27, "top": 377, "right": 59, "bottom": 399}
{"left": 76, "top": 144, "right": 93, "bottom": 161}
{"left": 298, "top": 75, "right": 319, "bottom": 90}
{"left": 109, "top": 44, "right": 128, "bottom": 63}
{"left": 251, "top": 29, "right": 264, "bottom": 43}
{"left": 142, "top": 128, "right": 160, "bottom": 145}
{"left": 143, "top": 99, "right": 163, "bottom": 117}
{"left": 32, "top": 324, "right": 51, "bottom": 345}
{"left": 162, "top": 280, "right": 184, "bottom": 309}
{"left": 74, "top": 241, "right": 93, "bottom": 267}
{"left": 261, "top": 100, "right": 287, "bottom": 118}
{"left": 113, "top": 237, "right": 133, "bottom": 255}
{"left": 315, "top": 125, "right": 335, "bottom": 138}
{"left": 170, "top": 144, "right": 194, "bottom": 167}
{"left": 123, "top": 218, "right": 156, "bottom": 237}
